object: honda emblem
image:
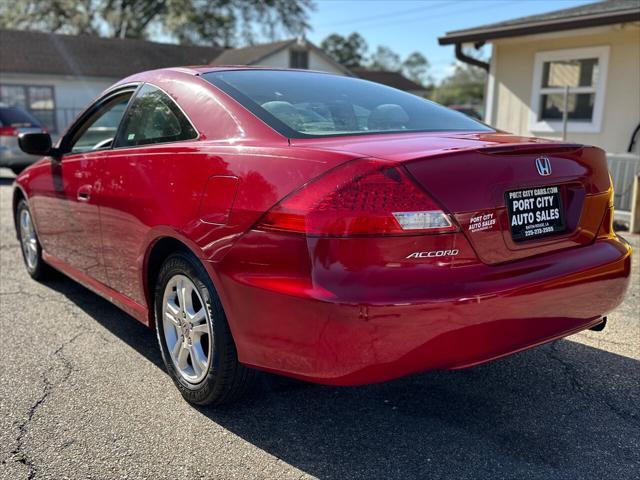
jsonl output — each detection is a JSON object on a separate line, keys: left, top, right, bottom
{"left": 535, "top": 156, "right": 552, "bottom": 176}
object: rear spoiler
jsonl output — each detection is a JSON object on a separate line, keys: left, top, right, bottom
{"left": 478, "top": 144, "right": 584, "bottom": 156}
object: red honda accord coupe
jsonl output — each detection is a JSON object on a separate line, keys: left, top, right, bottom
{"left": 13, "top": 67, "right": 631, "bottom": 405}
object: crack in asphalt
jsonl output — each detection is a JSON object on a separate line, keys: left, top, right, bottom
{"left": 0, "top": 290, "right": 68, "bottom": 302}
{"left": 545, "top": 341, "right": 584, "bottom": 393}
{"left": 545, "top": 342, "right": 639, "bottom": 426}
{"left": 0, "top": 285, "right": 85, "bottom": 308}
{"left": 1, "top": 332, "right": 84, "bottom": 479}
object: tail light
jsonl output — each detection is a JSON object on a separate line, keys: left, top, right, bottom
{"left": 256, "top": 159, "right": 458, "bottom": 236}
{"left": 0, "top": 126, "right": 18, "bottom": 136}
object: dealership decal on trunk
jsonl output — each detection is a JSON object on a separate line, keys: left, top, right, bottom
{"left": 468, "top": 212, "right": 496, "bottom": 233}
{"left": 505, "top": 186, "right": 566, "bottom": 241}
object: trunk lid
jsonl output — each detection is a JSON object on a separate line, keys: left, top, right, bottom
{"left": 403, "top": 142, "right": 611, "bottom": 264}
{"left": 293, "top": 132, "right": 611, "bottom": 264}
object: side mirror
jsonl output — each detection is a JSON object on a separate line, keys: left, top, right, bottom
{"left": 18, "top": 132, "right": 55, "bottom": 157}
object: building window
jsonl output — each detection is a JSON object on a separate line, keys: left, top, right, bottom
{"left": 530, "top": 46, "right": 609, "bottom": 134}
{"left": 0, "top": 84, "right": 56, "bottom": 132}
{"left": 289, "top": 49, "right": 309, "bottom": 69}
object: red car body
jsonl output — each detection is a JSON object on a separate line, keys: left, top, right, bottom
{"left": 13, "top": 67, "right": 632, "bottom": 385}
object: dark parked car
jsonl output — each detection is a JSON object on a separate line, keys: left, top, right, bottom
{"left": 0, "top": 105, "right": 47, "bottom": 174}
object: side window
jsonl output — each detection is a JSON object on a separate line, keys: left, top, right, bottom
{"left": 114, "top": 84, "right": 197, "bottom": 148}
{"left": 69, "top": 93, "right": 132, "bottom": 154}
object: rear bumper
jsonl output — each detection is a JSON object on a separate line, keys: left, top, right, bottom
{"left": 214, "top": 235, "right": 632, "bottom": 385}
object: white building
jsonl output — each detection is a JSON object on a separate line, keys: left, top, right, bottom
{"left": 438, "top": 0, "right": 640, "bottom": 155}
{"left": 438, "top": 0, "right": 640, "bottom": 215}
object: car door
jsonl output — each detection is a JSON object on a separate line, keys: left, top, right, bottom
{"left": 44, "top": 87, "right": 136, "bottom": 284}
{"left": 97, "top": 83, "right": 200, "bottom": 304}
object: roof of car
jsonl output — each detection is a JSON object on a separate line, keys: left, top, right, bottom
{"left": 116, "top": 65, "right": 336, "bottom": 78}
{"left": 188, "top": 65, "right": 336, "bottom": 74}
{"left": 110, "top": 65, "right": 339, "bottom": 89}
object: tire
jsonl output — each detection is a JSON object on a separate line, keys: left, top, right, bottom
{"left": 11, "top": 166, "right": 25, "bottom": 176}
{"left": 154, "top": 251, "right": 254, "bottom": 406}
{"left": 16, "top": 199, "right": 50, "bottom": 280}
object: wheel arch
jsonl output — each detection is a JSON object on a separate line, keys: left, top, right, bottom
{"left": 12, "top": 185, "right": 28, "bottom": 237}
{"left": 141, "top": 230, "right": 226, "bottom": 330}
{"left": 144, "top": 236, "right": 191, "bottom": 327}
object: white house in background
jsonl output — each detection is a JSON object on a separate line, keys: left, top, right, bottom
{"left": 0, "top": 31, "right": 349, "bottom": 136}
{"left": 438, "top": 0, "right": 640, "bottom": 154}
{"left": 439, "top": 0, "right": 640, "bottom": 215}
{"left": 211, "top": 37, "right": 353, "bottom": 76}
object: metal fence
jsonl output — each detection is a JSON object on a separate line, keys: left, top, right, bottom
{"left": 608, "top": 153, "right": 640, "bottom": 211}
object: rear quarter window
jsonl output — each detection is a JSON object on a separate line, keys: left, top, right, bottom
{"left": 114, "top": 84, "right": 198, "bottom": 148}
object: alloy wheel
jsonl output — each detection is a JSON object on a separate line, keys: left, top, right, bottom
{"left": 19, "top": 208, "right": 38, "bottom": 270}
{"left": 162, "top": 274, "right": 212, "bottom": 384}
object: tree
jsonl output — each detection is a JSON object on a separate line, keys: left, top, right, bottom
{"left": 320, "top": 32, "right": 368, "bottom": 69}
{"left": 0, "top": 0, "right": 97, "bottom": 35}
{"left": 320, "top": 33, "right": 434, "bottom": 89}
{"left": 402, "top": 52, "right": 431, "bottom": 87}
{"left": 432, "top": 62, "right": 487, "bottom": 106}
{"left": 369, "top": 45, "right": 401, "bottom": 72}
{"left": 166, "top": 0, "right": 315, "bottom": 47}
{"left": 103, "top": 0, "right": 166, "bottom": 39}
{"left": 0, "top": 0, "right": 315, "bottom": 46}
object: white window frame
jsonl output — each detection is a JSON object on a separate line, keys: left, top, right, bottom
{"left": 529, "top": 46, "right": 609, "bottom": 134}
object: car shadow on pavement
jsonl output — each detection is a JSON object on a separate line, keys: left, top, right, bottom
{"left": 41, "top": 274, "right": 164, "bottom": 369}
{"left": 42, "top": 273, "right": 639, "bottom": 480}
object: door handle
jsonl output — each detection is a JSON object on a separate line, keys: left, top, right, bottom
{"left": 77, "top": 186, "right": 92, "bottom": 202}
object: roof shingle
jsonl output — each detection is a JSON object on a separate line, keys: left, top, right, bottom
{"left": 211, "top": 39, "right": 294, "bottom": 66}
{"left": 0, "top": 29, "right": 223, "bottom": 78}
{"left": 439, "top": 0, "right": 640, "bottom": 45}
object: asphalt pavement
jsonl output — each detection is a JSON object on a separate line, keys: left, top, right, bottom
{"left": 0, "top": 168, "right": 638, "bottom": 480}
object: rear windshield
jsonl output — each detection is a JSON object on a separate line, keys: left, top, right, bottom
{"left": 0, "top": 107, "right": 42, "bottom": 127}
{"left": 203, "top": 70, "right": 492, "bottom": 138}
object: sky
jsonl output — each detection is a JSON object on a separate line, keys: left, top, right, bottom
{"left": 304, "top": 0, "right": 595, "bottom": 81}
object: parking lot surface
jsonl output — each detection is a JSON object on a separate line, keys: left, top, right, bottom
{"left": 0, "top": 168, "right": 638, "bottom": 480}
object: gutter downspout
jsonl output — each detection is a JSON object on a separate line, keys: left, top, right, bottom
{"left": 454, "top": 43, "right": 489, "bottom": 72}
{"left": 453, "top": 42, "right": 492, "bottom": 125}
